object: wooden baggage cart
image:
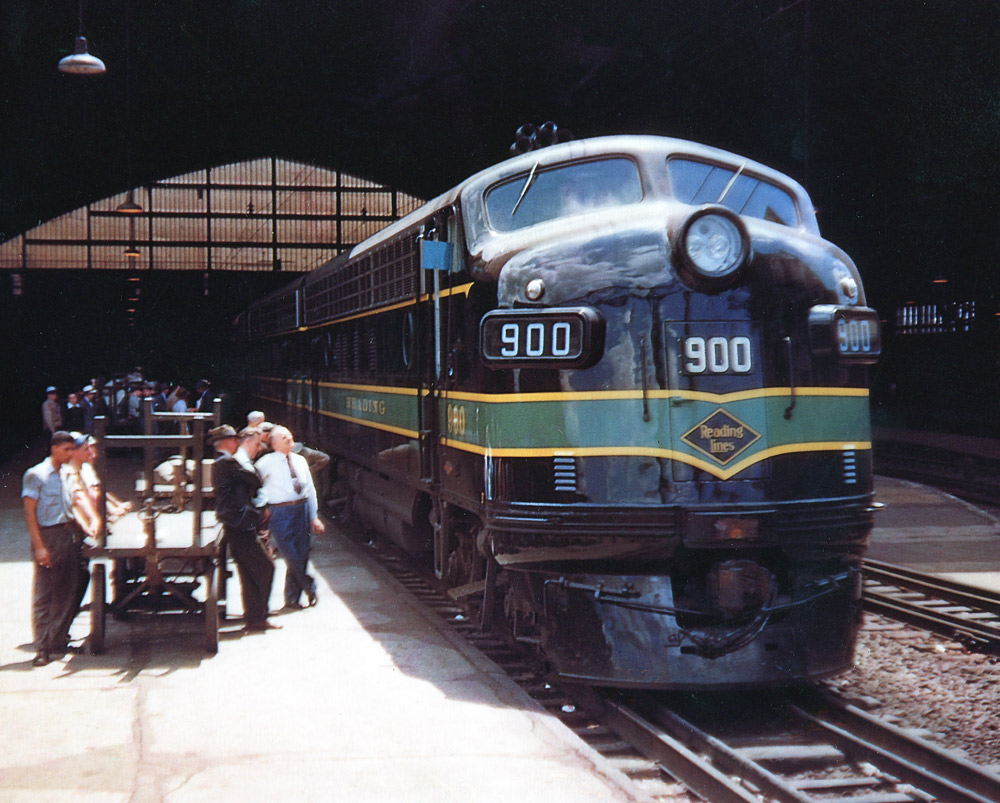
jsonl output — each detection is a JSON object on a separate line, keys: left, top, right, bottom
{"left": 86, "top": 407, "right": 228, "bottom": 654}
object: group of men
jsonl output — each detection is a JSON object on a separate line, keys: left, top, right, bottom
{"left": 42, "top": 385, "right": 104, "bottom": 437}
{"left": 23, "top": 405, "right": 329, "bottom": 663}
{"left": 42, "top": 379, "right": 216, "bottom": 440}
{"left": 208, "top": 417, "right": 327, "bottom": 632}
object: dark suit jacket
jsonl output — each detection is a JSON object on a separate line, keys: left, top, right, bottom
{"left": 213, "top": 452, "right": 262, "bottom": 532}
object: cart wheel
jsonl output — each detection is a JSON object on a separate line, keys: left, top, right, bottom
{"left": 204, "top": 563, "right": 219, "bottom": 654}
{"left": 89, "top": 563, "right": 106, "bottom": 654}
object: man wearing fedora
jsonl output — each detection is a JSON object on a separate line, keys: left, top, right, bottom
{"left": 209, "top": 425, "right": 278, "bottom": 632}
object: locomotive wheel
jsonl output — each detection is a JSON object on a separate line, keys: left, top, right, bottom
{"left": 502, "top": 572, "right": 540, "bottom": 641}
{"left": 204, "top": 562, "right": 219, "bottom": 654}
{"left": 444, "top": 522, "right": 485, "bottom": 588}
{"left": 89, "top": 563, "right": 106, "bottom": 655}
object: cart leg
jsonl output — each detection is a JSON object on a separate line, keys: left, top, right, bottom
{"left": 205, "top": 562, "right": 219, "bottom": 654}
{"left": 218, "top": 540, "right": 229, "bottom": 619}
{"left": 89, "top": 563, "right": 106, "bottom": 655}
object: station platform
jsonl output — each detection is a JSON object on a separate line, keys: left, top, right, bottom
{"left": 872, "top": 424, "right": 1000, "bottom": 593}
{"left": 868, "top": 475, "right": 1000, "bottom": 593}
{"left": 1, "top": 439, "right": 999, "bottom": 801}
{"left": 0, "top": 446, "right": 645, "bottom": 803}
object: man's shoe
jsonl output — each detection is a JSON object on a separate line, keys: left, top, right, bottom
{"left": 306, "top": 591, "right": 318, "bottom": 607}
{"left": 32, "top": 652, "right": 49, "bottom": 667}
{"left": 243, "top": 620, "right": 282, "bottom": 633}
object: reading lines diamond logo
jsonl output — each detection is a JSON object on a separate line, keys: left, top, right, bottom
{"left": 681, "top": 408, "right": 761, "bottom": 465}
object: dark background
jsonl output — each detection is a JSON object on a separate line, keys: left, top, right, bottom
{"left": 1, "top": 1, "right": 998, "bottom": 455}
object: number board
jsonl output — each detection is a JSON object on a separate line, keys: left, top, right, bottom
{"left": 808, "top": 305, "right": 881, "bottom": 363}
{"left": 480, "top": 307, "right": 605, "bottom": 369}
{"left": 670, "top": 322, "right": 758, "bottom": 376}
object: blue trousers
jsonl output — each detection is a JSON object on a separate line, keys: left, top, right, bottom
{"left": 268, "top": 503, "right": 315, "bottom": 606}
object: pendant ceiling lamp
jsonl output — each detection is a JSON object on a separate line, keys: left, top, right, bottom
{"left": 58, "top": 1, "right": 106, "bottom": 75}
{"left": 117, "top": 191, "right": 143, "bottom": 214}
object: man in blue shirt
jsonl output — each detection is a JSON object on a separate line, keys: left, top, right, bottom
{"left": 22, "top": 431, "right": 81, "bottom": 666}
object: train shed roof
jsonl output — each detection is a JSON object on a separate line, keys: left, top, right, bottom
{"left": 0, "top": 158, "right": 424, "bottom": 274}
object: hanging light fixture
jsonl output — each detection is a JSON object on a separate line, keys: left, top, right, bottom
{"left": 124, "top": 245, "right": 141, "bottom": 259}
{"left": 117, "top": 190, "right": 143, "bottom": 214}
{"left": 58, "top": 1, "right": 106, "bottom": 75}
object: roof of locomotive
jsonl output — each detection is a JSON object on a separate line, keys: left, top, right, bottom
{"left": 286, "top": 134, "right": 823, "bottom": 300}
{"left": 345, "top": 134, "right": 819, "bottom": 262}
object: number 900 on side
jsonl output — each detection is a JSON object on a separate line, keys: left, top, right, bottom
{"left": 480, "top": 307, "right": 605, "bottom": 369}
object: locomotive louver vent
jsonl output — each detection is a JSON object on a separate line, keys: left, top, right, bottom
{"left": 553, "top": 453, "right": 577, "bottom": 493}
{"left": 842, "top": 450, "right": 857, "bottom": 485}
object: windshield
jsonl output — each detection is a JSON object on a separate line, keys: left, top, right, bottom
{"left": 485, "top": 157, "right": 643, "bottom": 232}
{"left": 667, "top": 158, "right": 799, "bottom": 228}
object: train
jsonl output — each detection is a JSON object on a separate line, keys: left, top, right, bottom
{"left": 239, "top": 134, "right": 881, "bottom": 689}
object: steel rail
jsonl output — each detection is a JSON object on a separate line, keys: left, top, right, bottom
{"left": 865, "top": 560, "right": 1000, "bottom": 613}
{"left": 569, "top": 682, "right": 1000, "bottom": 803}
{"left": 795, "top": 694, "right": 1000, "bottom": 803}
{"left": 863, "top": 560, "right": 1000, "bottom": 650}
{"left": 565, "top": 685, "right": 763, "bottom": 803}
{"left": 628, "top": 690, "right": 1000, "bottom": 803}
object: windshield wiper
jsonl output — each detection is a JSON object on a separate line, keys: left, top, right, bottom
{"left": 716, "top": 160, "right": 747, "bottom": 204}
{"left": 510, "top": 161, "right": 539, "bottom": 216}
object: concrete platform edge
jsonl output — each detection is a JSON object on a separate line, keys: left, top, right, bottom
{"left": 330, "top": 528, "right": 655, "bottom": 803}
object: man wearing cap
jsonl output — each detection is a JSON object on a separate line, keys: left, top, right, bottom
{"left": 42, "top": 387, "right": 62, "bottom": 440}
{"left": 64, "top": 392, "right": 85, "bottom": 433}
{"left": 209, "top": 425, "right": 278, "bottom": 632}
{"left": 80, "top": 386, "right": 97, "bottom": 435}
{"left": 22, "top": 431, "right": 81, "bottom": 666}
{"left": 256, "top": 425, "right": 324, "bottom": 609}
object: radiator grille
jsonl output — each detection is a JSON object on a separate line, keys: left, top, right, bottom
{"left": 842, "top": 449, "right": 858, "bottom": 485}
{"left": 553, "top": 452, "right": 577, "bottom": 493}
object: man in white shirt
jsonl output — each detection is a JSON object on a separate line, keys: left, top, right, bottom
{"left": 255, "top": 425, "right": 325, "bottom": 609}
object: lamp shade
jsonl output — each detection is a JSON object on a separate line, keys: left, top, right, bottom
{"left": 58, "top": 36, "right": 106, "bottom": 75}
{"left": 116, "top": 198, "right": 143, "bottom": 214}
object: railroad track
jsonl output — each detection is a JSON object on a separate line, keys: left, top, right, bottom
{"left": 570, "top": 685, "right": 1000, "bottom": 803}
{"left": 863, "top": 559, "right": 1000, "bottom": 653}
{"left": 360, "top": 535, "right": 1000, "bottom": 802}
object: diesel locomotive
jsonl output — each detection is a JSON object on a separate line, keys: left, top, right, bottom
{"left": 240, "top": 135, "right": 881, "bottom": 689}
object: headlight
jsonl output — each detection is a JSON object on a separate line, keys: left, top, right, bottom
{"left": 677, "top": 206, "right": 750, "bottom": 287}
